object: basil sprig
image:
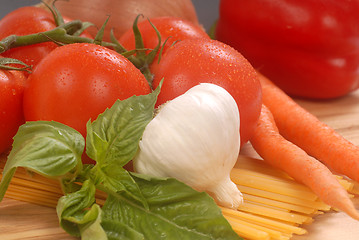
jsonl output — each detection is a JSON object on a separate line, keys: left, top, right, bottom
{"left": 0, "top": 83, "right": 241, "bottom": 240}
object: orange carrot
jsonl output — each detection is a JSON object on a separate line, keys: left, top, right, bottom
{"left": 250, "top": 104, "right": 359, "bottom": 220}
{"left": 258, "top": 73, "right": 359, "bottom": 183}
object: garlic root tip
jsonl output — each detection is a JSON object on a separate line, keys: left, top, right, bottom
{"left": 209, "top": 178, "right": 243, "bottom": 209}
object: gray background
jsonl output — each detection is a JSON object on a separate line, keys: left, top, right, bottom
{"left": 0, "top": 0, "right": 220, "bottom": 31}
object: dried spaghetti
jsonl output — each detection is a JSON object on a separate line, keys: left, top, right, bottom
{"left": 0, "top": 155, "right": 357, "bottom": 240}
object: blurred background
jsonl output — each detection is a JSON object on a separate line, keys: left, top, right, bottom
{"left": 0, "top": 0, "right": 220, "bottom": 31}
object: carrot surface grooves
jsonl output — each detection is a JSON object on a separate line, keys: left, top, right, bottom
{"left": 250, "top": 104, "right": 359, "bottom": 220}
{"left": 258, "top": 73, "right": 359, "bottom": 183}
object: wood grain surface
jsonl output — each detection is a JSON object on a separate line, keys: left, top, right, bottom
{"left": 1, "top": 89, "right": 359, "bottom": 240}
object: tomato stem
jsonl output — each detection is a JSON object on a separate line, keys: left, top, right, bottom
{"left": 0, "top": 18, "right": 155, "bottom": 86}
{"left": 142, "top": 68, "right": 154, "bottom": 88}
{"left": 0, "top": 8, "right": 158, "bottom": 88}
{"left": 0, "top": 57, "right": 32, "bottom": 73}
{"left": 0, "top": 35, "right": 16, "bottom": 52}
{"left": 93, "top": 15, "right": 110, "bottom": 46}
{"left": 42, "top": 0, "right": 65, "bottom": 27}
{"left": 0, "top": 20, "right": 115, "bottom": 54}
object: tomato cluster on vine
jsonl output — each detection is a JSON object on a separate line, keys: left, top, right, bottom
{"left": 0, "top": 4, "right": 262, "bottom": 160}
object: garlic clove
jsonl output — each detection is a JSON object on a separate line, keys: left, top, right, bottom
{"left": 134, "top": 83, "right": 243, "bottom": 209}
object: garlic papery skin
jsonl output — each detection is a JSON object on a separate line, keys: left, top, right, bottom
{"left": 133, "top": 83, "right": 243, "bottom": 209}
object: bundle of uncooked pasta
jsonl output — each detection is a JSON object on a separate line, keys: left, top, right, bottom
{"left": 1, "top": 155, "right": 357, "bottom": 240}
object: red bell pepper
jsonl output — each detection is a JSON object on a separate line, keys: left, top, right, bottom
{"left": 215, "top": 0, "right": 359, "bottom": 99}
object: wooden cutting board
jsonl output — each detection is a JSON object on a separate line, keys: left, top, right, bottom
{"left": 1, "top": 89, "right": 359, "bottom": 239}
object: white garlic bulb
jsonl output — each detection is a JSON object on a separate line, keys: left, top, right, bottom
{"left": 133, "top": 83, "right": 243, "bottom": 209}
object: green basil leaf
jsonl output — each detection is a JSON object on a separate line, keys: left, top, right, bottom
{"left": 96, "top": 164, "right": 148, "bottom": 210}
{"left": 57, "top": 180, "right": 103, "bottom": 238}
{"left": 0, "top": 168, "right": 16, "bottom": 202}
{"left": 101, "top": 173, "right": 242, "bottom": 240}
{"left": 0, "top": 121, "right": 84, "bottom": 201}
{"left": 86, "top": 84, "right": 161, "bottom": 166}
{"left": 80, "top": 204, "right": 107, "bottom": 240}
{"left": 101, "top": 219, "right": 144, "bottom": 240}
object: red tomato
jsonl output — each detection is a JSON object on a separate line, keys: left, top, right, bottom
{"left": 0, "top": 6, "right": 59, "bottom": 70}
{"left": 215, "top": 0, "right": 359, "bottom": 99}
{"left": 0, "top": 61, "right": 27, "bottom": 154}
{"left": 0, "top": 6, "right": 93, "bottom": 73}
{"left": 119, "top": 16, "right": 209, "bottom": 61}
{"left": 151, "top": 38, "right": 262, "bottom": 145}
{"left": 23, "top": 43, "right": 151, "bottom": 139}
